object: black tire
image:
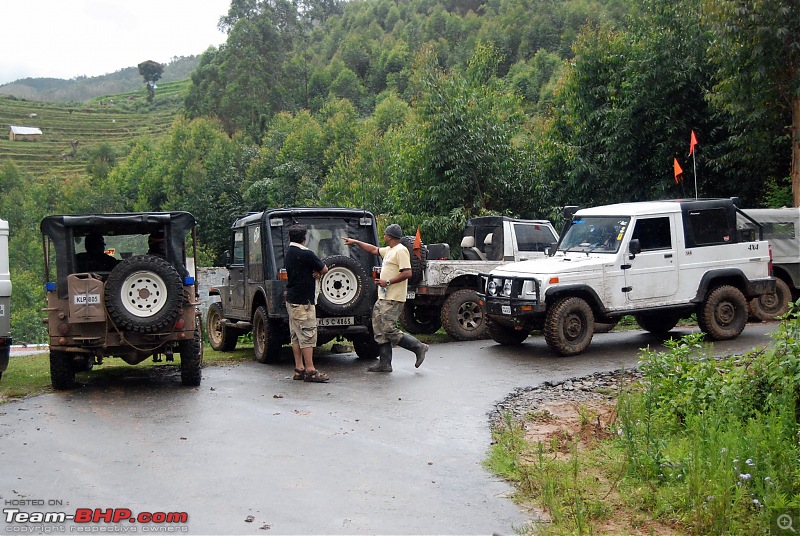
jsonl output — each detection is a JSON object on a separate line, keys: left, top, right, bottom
{"left": 317, "top": 255, "right": 370, "bottom": 316}
{"left": 593, "top": 319, "right": 619, "bottom": 334}
{"left": 634, "top": 313, "right": 681, "bottom": 335}
{"left": 50, "top": 350, "right": 77, "bottom": 390}
{"left": 253, "top": 306, "right": 283, "bottom": 363}
{"left": 698, "top": 285, "right": 747, "bottom": 341}
{"left": 105, "top": 255, "right": 184, "bottom": 333}
{"left": 748, "top": 278, "right": 791, "bottom": 321}
{"left": 399, "top": 302, "right": 442, "bottom": 335}
{"left": 207, "top": 302, "right": 238, "bottom": 351}
{"left": 487, "top": 317, "right": 530, "bottom": 346}
{"left": 352, "top": 335, "right": 380, "bottom": 359}
{"left": 544, "top": 297, "right": 595, "bottom": 356}
{"left": 441, "top": 289, "right": 487, "bottom": 341}
{"left": 179, "top": 327, "right": 202, "bottom": 386}
{"left": 400, "top": 236, "right": 426, "bottom": 285}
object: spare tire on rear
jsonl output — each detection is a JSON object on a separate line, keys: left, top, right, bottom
{"left": 105, "top": 255, "right": 184, "bottom": 333}
{"left": 400, "top": 236, "right": 426, "bottom": 285}
{"left": 317, "top": 255, "right": 371, "bottom": 315}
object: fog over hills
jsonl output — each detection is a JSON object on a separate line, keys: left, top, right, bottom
{"left": 0, "top": 56, "right": 201, "bottom": 102}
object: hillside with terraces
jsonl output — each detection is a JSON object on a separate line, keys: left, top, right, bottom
{"left": 0, "top": 80, "right": 186, "bottom": 180}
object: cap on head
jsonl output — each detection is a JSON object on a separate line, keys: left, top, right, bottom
{"left": 384, "top": 224, "right": 403, "bottom": 239}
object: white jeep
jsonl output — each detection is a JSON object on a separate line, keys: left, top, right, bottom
{"left": 482, "top": 198, "right": 776, "bottom": 356}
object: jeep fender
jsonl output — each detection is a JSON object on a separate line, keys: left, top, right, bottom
{"left": 543, "top": 284, "right": 606, "bottom": 318}
{"left": 692, "top": 269, "right": 768, "bottom": 302}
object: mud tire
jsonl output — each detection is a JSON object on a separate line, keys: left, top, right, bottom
{"left": 593, "top": 319, "right": 619, "bottom": 334}
{"left": 105, "top": 255, "right": 184, "bottom": 333}
{"left": 179, "top": 327, "right": 202, "bottom": 386}
{"left": 400, "top": 236, "right": 426, "bottom": 285}
{"left": 317, "top": 255, "right": 370, "bottom": 316}
{"left": 207, "top": 302, "right": 238, "bottom": 351}
{"left": 50, "top": 350, "right": 77, "bottom": 390}
{"left": 487, "top": 317, "right": 530, "bottom": 346}
{"left": 352, "top": 335, "right": 381, "bottom": 359}
{"left": 748, "top": 278, "right": 791, "bottom": 321}
{"left": 400, "top": 302, "right": 442, "bottom": 335}
{"left": 698, "top": 285, "right": 747, "bottom": 341}
{"left": 544, "top": 297, "right": 595, "bottom": 356}
{"left": 253, "top": 305, "right": 283, "bottom": 363}
{"left": 441, "top": 289, "right": 487, "bottom": 341}
{"left": 634, "top": 313, "right": 682, "bottom": 335}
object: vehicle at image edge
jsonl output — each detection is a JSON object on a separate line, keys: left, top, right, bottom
{"left": 40, "top": 212, "right": 202, "bottom": 389}
{"left": 400, "top": 216, "right": 559, "bottom": 341}
{"left": 482, "top": 198, "right": 776, "bottom": 356}
{"left": 0, "top": 218, "right": 10, "bottom": 380}
{"left": 738, "top": 208, "right": 800, "bottom": 320}
{"left": 207, "top": 208, "right": 383, "bottom": 362}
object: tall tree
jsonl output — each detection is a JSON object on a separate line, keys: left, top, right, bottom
{"left": 704, "top": 0, "right": 800, "bottom": 206}
{"left": 137, "top": 60, "right": 164, "bottom": 103}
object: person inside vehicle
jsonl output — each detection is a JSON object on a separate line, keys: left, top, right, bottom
{"left": 147, "top": 231, "right": 166, "bottom": 256}
{"left": 76, "top": 233, "right": 119, "bottom": 272}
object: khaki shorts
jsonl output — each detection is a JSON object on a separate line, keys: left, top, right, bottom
{"left": 287, "top": 303, "right": 318, "bottom": 348}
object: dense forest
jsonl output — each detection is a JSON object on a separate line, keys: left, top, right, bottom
{"left": 2, "top": 0, "right": 798, "bottom": 342}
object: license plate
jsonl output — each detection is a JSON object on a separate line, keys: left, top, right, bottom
{"left": 406, "top": 291, "right": 416, "bottom": 299}
{"left": 318, "top": 316, "right": 354, "bottom": 327}
{"left": 501, "top": 305, "right": 511, "bottom": 315}
{"left": 74, "top": 294, "right": 101, "bottom": 305}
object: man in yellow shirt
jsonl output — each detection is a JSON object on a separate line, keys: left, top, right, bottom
{"left": 344, "top": 223, "right": 428, "bottom": 372}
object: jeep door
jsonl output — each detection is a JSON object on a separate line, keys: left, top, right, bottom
{"left": 227, "top": 228, "right": 247, "bottom": 317}
{"left": 624, "top": 215, "right": 679, "bottom": 303}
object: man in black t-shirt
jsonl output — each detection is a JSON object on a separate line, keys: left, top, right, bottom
{"left": 285, "top": 224, "right": 330, "bottom": 383}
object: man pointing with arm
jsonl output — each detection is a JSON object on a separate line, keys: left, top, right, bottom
{"left": 344, "top": 223, "right": 428, "bottom": 372}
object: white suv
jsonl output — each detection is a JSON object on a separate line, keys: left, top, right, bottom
{"left": 482, "top": 198, "right": 776, "bottom": 356}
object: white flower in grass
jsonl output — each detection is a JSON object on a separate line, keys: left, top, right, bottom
{"left": 745, "top": 459, "right": 755, "bottom": 467}
{"left": 739, "top": 473, "right": 752, "bottom": 481}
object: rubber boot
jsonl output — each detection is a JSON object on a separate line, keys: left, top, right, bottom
{"left": 368, "top": 343, "right": 393, "bottom": 372}
{"left": 398, "top": 334, "right": 428, "bottom": 368}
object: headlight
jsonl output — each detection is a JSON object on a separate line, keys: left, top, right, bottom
{"left": 503, "top": 279, "right": 513, "bottom": 296}
{"left": 487, "top": 279, "right": 498, "bottom": 296}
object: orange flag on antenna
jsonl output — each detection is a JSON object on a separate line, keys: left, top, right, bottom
{"left": 689, "top": 130, "right": 698, "bottom": 156}
{"left": 673, "top": 158, "right": 684, "bottom": 184}
{"left": 413, "top": 227, "right": 422, "bottom": 259}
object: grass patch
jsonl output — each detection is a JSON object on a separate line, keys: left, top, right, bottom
{"left": 487, "top": 301, "right": 800, "bottom": 535}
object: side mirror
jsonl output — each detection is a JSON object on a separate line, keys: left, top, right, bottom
{"left": 628, "top": 239, "right": 641, "bottom": 258}
{"left": 547, "top": 242, "right": 559, "bottom": 256}
{"left": 223, "top": 250, "right": 231, "bottom": 267}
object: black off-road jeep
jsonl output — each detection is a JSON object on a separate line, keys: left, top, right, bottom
{"left": 40, "top": 212, "right": 202, "bottom": 389}
{"left": 207, "top": 208, "right": 382, "bottom": 363}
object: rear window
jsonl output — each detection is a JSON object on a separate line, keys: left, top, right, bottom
{"left": 688, "top": 208, "right": 732, "bottom": 246}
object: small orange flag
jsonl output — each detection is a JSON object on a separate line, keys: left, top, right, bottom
{"left": 673, "top": 158, "right": 684, "bottom": 184}
{"left": 413, "top": 227, "right": 422, "bottom": 259}
{"left": 689, "top": 130, "right": 698, "bottom": 156}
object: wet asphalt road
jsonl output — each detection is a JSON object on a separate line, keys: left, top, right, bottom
{"left": 0, "top": 322, "right": 779, "bottom": 535}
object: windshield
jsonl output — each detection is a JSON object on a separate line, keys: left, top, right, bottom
{"left": 558, "top": 216, "right": 630, "bottom": 253}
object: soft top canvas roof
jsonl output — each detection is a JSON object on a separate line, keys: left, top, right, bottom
{"left": 739, "top": 208, "right": 800, "bottom": 261}
{"left": 41, "top": 212, "right": 195, "bottom": 240}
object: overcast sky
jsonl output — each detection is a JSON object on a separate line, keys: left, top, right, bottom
{"left": 0, "top": 0, "right": 231, "bottom": 85}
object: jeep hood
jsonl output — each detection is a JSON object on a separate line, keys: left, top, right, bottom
{"left": 490, "top": 253, "right": 610, "bottom": 277}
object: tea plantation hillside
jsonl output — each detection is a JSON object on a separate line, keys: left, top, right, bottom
{"left": 0, "top": 80, "right": 187, "bottom": 179}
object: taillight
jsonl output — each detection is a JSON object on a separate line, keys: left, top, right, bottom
{"left": 768, "top": 244, "right": 774, "bottom": 275}
{"left": 278, "top": 268, "right": 288, "bottom": 281}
